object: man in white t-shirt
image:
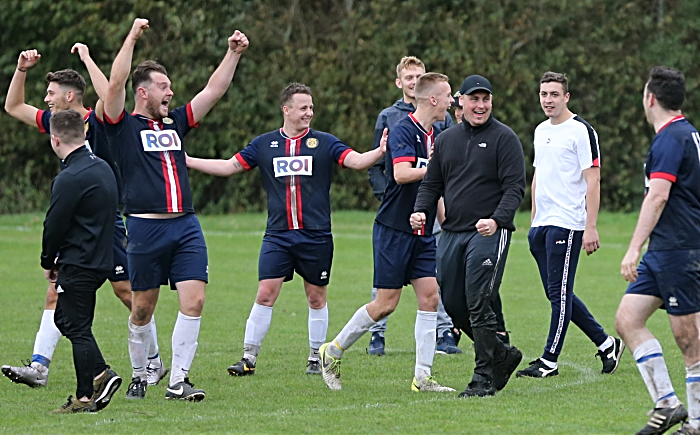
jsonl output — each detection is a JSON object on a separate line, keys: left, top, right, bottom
{"left": 516, "top": 71, "right": 624, "bottom": 379}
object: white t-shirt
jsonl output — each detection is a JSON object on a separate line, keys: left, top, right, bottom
{"left": 531, "top": 114, "right": 600, "bottom": 231}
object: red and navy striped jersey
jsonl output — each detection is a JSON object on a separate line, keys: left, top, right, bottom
{"left": 235, "top": 128, "right": 352, "bottom": 231}
{"left": 103, "top": 103, "right": 197, "bottom": 215}
{"left": 645, "top": 116, "right": 700, "bottom": 250}
{"left": 37, "top": 109, "right": 123, "bottom": 202}
{"left": 375, "top": 113, "right": 441, "bottom": 236}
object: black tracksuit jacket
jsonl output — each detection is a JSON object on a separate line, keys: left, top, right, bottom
{"left": 414, "top": 114, "right": 526, "bottom": 231}
{"left": 41, "top": 146, "right": 117, "bottom": 272}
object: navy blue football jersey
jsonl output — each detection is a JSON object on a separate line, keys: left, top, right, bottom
{"left": 104, "top": 103, "right": 197, "bottom": 215}
{"left": 235, "top": 128, "right": 352, "bottom": 231}
{"left": 644, "top": 116, "right": 700, "bottom": 250}
{"left": 37, "top": 109, "right": 123, "bottom": 201}
{"left": 375, "top": 113, "right": 441, "bottom": 235}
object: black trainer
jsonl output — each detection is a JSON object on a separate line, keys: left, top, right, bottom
{"left": 636, "top": 401, "right": 688, "bottom": 435}
{"left": 305, "top": 359, "right": 321, "bottom": 375}
{"left": 493, "top": 345, "right": 523, "bottom": 390}
{"left": 458, "top": 379, "right": 496, "bottom": 398}
{"left": 228, "top": 357, "right": 255, "bottom": 376}
{"left": 598, "top": 337, "right": 625, "bottom": 374}
{"left": 516, "top": 359, "right": 559, "bottom": 378}
{"left": 92, "top": 366, "right": 122, "bottom": 410}
{"left": 125, "top": 376, "right": 147, "bottom": 400}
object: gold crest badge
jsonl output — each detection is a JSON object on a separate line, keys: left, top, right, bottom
{"left": 306, "top": 138, "right": 318, "bottom": 149}
{"left": 162, "top": 117, "right": 174, "bottom": 124}
{"left": 84, "top": 122, "right": 90, "bottom": 133}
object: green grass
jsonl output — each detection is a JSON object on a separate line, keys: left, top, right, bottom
{"left": 0, "top": 211, "right": 685, "bottom": 434}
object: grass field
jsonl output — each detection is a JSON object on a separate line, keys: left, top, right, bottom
{"left": 0, "top": 211, "right": 687, "bottom": 434}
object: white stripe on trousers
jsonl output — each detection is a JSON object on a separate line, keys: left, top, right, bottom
{"left": 548, "top": 229, "right": 575, "bottom": 354}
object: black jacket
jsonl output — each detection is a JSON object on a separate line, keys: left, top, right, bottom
{"left": 414, "top": 114, "right": 526, "bottom": 232}
{"left": 41, "top": 146, "right": 118, "bottom": 272}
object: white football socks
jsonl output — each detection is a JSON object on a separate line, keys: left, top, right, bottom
{"left": 147, "top": 315, "right": 160, "bottom": 363}
{"left": 329, "top": 304, "right": 376, "bottom": 359}
{"left": 128, "top": 318, "right": 151, "bottom": 379}
{"left": 243, "top": 303, "right": 273, "bottom": 365}
{"left": 170, "top": 311, "right": 201, "bottom": 385}
{"left": 415, "top": 310, "right": 437, "bottom": 381}
{"left": 633, "top": 339, "right": 677, "bottom": 407}
{"left": 32, "top": 309, "right": 62, "bottom": 367}
{"left": 686, "top": 361, "right": 700, "bottom": 429}
{"left": 308, "top": 304, "right": 328, "bottom": 351}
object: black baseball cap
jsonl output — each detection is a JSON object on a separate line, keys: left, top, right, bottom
{"left": 451, "top": 91, "right": 462, "bottom": 107}
{"left": 459, "top": 75, "right": 492, "bottom": 95}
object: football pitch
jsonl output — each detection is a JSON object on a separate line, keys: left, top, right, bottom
{"left": 0, "top": 211, "right": 684, "bottom": 434}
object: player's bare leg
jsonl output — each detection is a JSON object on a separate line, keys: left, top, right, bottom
{"left": 616, "top": 294, "right": 687, "bottom": 433}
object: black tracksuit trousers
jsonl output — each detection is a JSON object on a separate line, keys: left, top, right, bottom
{"left": 53, "top": 265, "right": 108, "bottom": 399}
{"left": 437, "top": 229, "right": 511, "bottom": 384}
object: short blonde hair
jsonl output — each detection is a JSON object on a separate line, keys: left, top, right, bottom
{"left": 415, "top": 72, "right": 449, "bottom": 101}
{"left": 396, "top": 56, "right": 425, "bottom": 78}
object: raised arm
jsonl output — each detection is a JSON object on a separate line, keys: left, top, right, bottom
{"left": 105, "top": 18, "right": 149, "bottom": 121}
{"left": 5, "top": 50, "right": 41, "bottom": 126}
{"left": 71, "top": 43, "right": 108, "bottom": 119}
{"left": 343, "top": 128, "right": 387, "bottom": 170}
{"left": 186, "top": 154, "right": 246, "bottom": 177}
{"left": 189, "top": 31, "right": 249, "bottom": 124}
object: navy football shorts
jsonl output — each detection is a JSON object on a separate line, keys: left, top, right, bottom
{"left": 125, "top": 214, "right": 208, "bottom": 291}
{"left": 626, "top": 249, "right": 700, "bottom": 315}
{"left": 258, "top": 230, "right": 333, "bottom": 286}
{"left": 109, "top": 210, "right": 129, "bottom": 282}
{"left": 373, "top": 222, "right": 436, "bottom": 290}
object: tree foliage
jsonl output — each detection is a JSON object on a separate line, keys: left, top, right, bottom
{"left": 1, "top": 0, "right": 699, "bottom": 213}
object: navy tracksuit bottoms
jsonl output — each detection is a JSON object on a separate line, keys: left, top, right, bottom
{"left": 528, "top": 226, "right": 607, "bottom": 362}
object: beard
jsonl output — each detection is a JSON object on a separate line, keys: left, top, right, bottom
{"left": 145, "top": 97, "right": 166, "bottom": 120}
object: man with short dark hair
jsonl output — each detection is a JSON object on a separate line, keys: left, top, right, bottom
{"left": 412, "top": 75, "right": 525, "bottom": 397}
{"left": 2, "top": 44, "right": 165, "bottom": 389}
{"left": 366, "top": 56, "right": 460, "bottom": 357}
{"left": 616, "top": 66, "right": 700, "bottom": 435}
{"left": 317, "top": 73, "right": 455, "bottom": 392}
{"left": 43, "top": 109, "right": 120, "bottom": 413}
{"left": 104, "top": 18, "right": 248, "bottom": 401}
{"left": 187, "top": 82, "right": 387, "bottom": 378}
{"left": 516, "top": 71, "right": 624, "bottom": 379}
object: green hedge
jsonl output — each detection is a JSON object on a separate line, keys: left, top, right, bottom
{"left": 2, "top": 0, "right": 699, "bottom": 213}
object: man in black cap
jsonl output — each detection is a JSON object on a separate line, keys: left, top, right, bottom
{"left": 452, "top": 91, "right": 463, "bottom": 123}
{"left": 411, "top": 75, "right": 526, "bottom": 397}
{"left": 42, "top": 109, "right": 121, "bottom": 413}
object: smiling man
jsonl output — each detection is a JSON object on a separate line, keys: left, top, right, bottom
{"left": 186, "top": 82, "right": 386, "bottom": 378}
{"left": 103, "top": 18, "right": 249, "bottom": 401}
{"left": 516, "top": 71, "right": 624, "bottom": 380}
{"left": 412, "top": 75, "right": 525, "bottom": 397}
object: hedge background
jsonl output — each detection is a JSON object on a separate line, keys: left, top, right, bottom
{"left": 1, "top": 0, "right": 699, "bottom": 213}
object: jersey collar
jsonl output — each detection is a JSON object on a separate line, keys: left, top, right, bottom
{"left": 658, "top": 115, "right": 685, "bottom": 133}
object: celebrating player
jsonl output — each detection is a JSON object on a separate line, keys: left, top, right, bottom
{"left": 616, "top": 67, "right": 700, "bottom": 435}
{"left": 2, "top": 45, "right": 165, "bottom": 388}
{"left": 365, "top": 56, "right": 462, "bottom": 357}
{"left": 103, "top": 18, "right": 248, "bottom": 401}
{"left": 319, "top": 73, "right": 455, "bottom": 392}
{"left": 186, "top": 82, "right": 386, "bottom": 377}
